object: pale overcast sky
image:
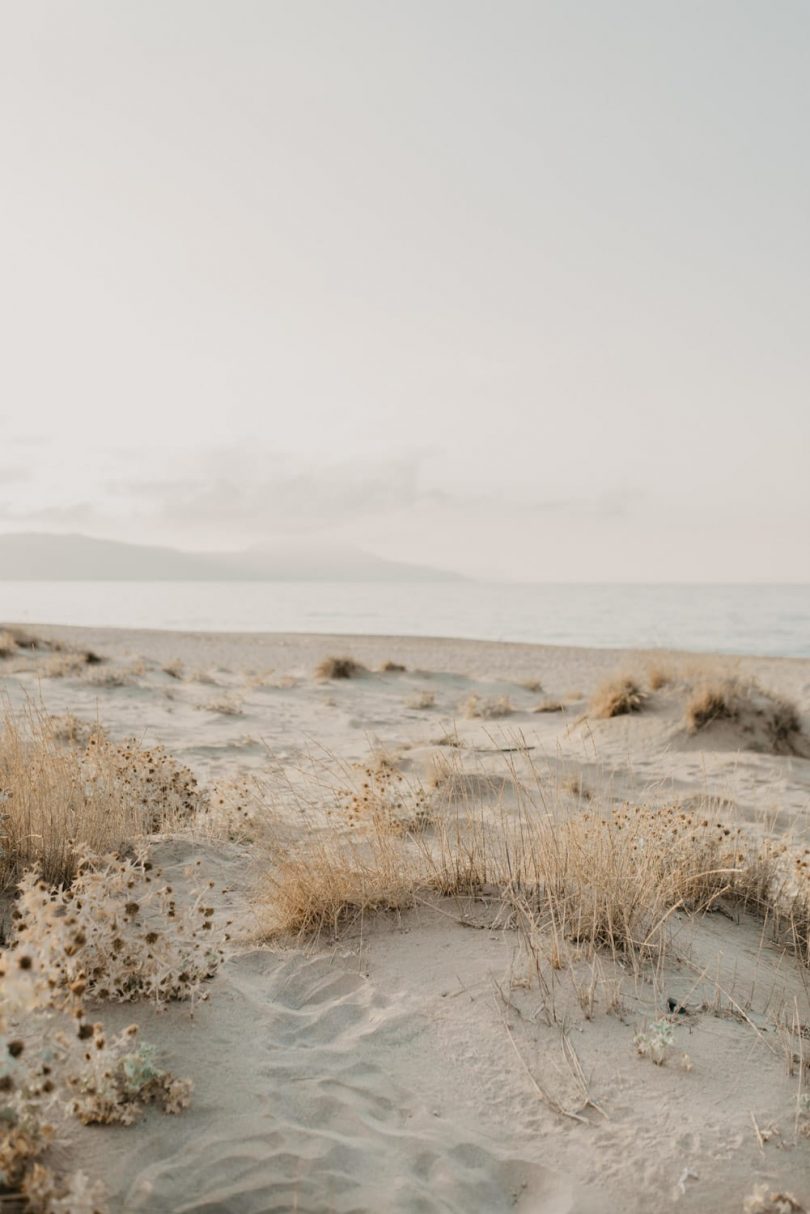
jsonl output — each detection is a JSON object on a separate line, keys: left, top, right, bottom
{"left": 1, "top": 1, "right": 807, "bottom": 580}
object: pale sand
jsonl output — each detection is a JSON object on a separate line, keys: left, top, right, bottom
{"left": 2, "top": 624, "right": 810, "bottom": 1213}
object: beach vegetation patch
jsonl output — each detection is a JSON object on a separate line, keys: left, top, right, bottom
{"left": 462, "top": 694, "right": 514, "bottom": 719}
{"left": 686, "top": 679, "right": 803, "bottom": 754}
{"left": 589, "top": 676, "right": 647, "bottom": 719}
{"left": 314, "top": 656, "right": 367, "bottom": 680}
{"left": 0, "top": 705, "right": 206, "bottom": 888}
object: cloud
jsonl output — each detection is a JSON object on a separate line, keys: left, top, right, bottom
{"left": 0, "top": 465, "right": 34, "bottom": 486}
{"left": 111, "top": 448, "right": 426, "bottom": 536}
{"left": 416, "top": 484, "right": 646, "bottom": 519}
{"left": 0, "top": 501, "right": 102, "bottom": 525}
{"left": 0, "top": 440, "right": 651, "bottom": 563}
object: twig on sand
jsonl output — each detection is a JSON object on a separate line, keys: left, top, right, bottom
{"left": 680, "top": 958, "right": 780, "bottom": 1059}
{"left": 561, "top": 1032, "right": 609, "bottom": 1120}
{"left": 492, "top": 979, "right": 589, "bottom": 1124}
{"left": 474, "top": 745, "right": 537, "bottom": 754}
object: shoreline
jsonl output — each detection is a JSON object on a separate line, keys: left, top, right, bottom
{"left": 6, "top": 619, "right": 810, "bottom": 669}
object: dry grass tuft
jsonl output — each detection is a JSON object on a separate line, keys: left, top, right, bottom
{"left": 380, "top": 661, "right": 407, "bottom": 673}
{"left": 532, "top": 699, "right": 566, "bottom": 714}
{"left": 0, "top": 630, "right": 19, "bottom": 659}
{"left": 685, "top": 679, "right": 804, "bottom": 754}
{"left": 198, "top": 776, "right": 265, "bottom": 843}
{"left": 743, "top": 1184, "right": 806, "bottom": 1214}
{"left": 45, "top": 713, "right": 106, "bottom": 746}
{"left": 258, "top": 765, "right": 810, "bottom": 967}
{"left": 264, "top": 840, "right": 413, "bottom": 937}
{"left": 343, "top": 756, "right": 431, "bottom": 835}
{"left": 562, "top": 774, "right": 591, "bottom": 800}
{"left": 201, "top": 695, "right": 244, "bottom": 717}
{"left": 428, "top": 757, "right": 514, "bottom": 804}
{"left": 433, "top": 731, "right": 464, "bottom": 747}
{"left": 407, "top": 689, "right": 436, "bottom": 709}
{"left": 190, "top": 668, "right": 219, "bottom": 686}
{"left": 314, "top": 656, "right": 367, "bottom": 680}
{"left": 589, "top": 675, "right": 647, "bottom": 719}
{"left": 686, "top": 682, "right": 741, "bottom": 731}
{"left": 0, "top": 631, "right": 100, "bottom": 673}
{"left": 0, "top": 705, "right": 206, "bottom": 888}
{"left": 40, "top": 652, "right": 89, "bottom": 679}
{"left": 261, "top": 761, "right": 436, "bottom": 935}
{"left": 3, "top": 628, "right": 56, "bottom": 652}
{"left": 646, "top": 662, "right": 676, "bottom": 691}
{"left": 462, "top": 694, "right": 514, "bottom": 719}
{"left": 83, "top": 664, "right": 139, "bottom": 688}
{"left": 247, "top": 670, "right": 298, "bottom": 690}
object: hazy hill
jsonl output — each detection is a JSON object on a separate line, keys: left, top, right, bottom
{"left": 0, "top": 533, "right": 463, "bottom": 582}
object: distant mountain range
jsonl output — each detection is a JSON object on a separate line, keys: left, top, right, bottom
{"left": 0, "top": 532, "right": 463, "bottom": 582}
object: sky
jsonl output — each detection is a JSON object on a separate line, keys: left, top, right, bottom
{"left": 1, "top": 0, "right": 808, "bottom": 582}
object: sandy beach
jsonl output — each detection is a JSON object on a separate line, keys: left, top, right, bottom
{"left": 5, "top": 2, "right": 808, "bottom": 1209}
{"left": 1, "top": 623, "right": 808, "bottom": 1213}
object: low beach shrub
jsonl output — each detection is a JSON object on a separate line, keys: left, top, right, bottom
{"left": 3, "top": 629, "right": 54, "bottom": 653}
{"left": 314, "top": 656, "right": 367, "bottom": 680}
{"left": 10, "top": 849, "right": 226, "bottom": 1006}
{"left": 201, "top": 694, "right": 244, "bottom": 716}
{"left": 646, "top": 663, "right": 676, "bottom": 691}
{"left": 589, "top": 675, "right": 647, "bottom": 718}
{"left": 82, "top": 666, "right": 137, "bottom": 688}
{"left": 44, "top": 713, "right": 105, "bottom": 746}
{"left": 0, "top": 839, "right": 226, "bottom": 1207}
{"left": 0, "top": 631, "right": 18, "bottom": 659}
{"left": 743, "top": 1185, "right": 806, "bottom": 1214}
{"left": 685, "top": 678, "right": 803, "bottom": 753}
{"left": 462, "top": 694, "right": 514, "bottom": 719}
{"left": 39, "top": 653, "right": 89, "bottom": 679}
{"left": 0, "top": 876, "right": 200, "bottom": 1212}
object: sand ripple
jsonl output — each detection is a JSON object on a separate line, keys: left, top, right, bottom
{"left": 122, "top": 952, "right": 579, "bottom": 1214}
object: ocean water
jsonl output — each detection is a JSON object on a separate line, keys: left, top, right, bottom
{"left": 0, "top": 581, "right": 808, "bottom": 657}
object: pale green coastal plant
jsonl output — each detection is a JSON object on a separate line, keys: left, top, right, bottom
{"left": 66, "top": 1026, "right": 192, "bottom": 1126}
{"left": 634, "top": 1018, "right": 675, "bottom": 1065}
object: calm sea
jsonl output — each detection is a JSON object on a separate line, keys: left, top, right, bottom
{"left": 1, "top": 581, "right": 808, "bottom": 658}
